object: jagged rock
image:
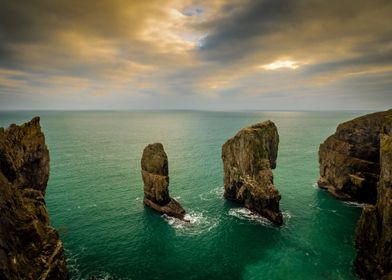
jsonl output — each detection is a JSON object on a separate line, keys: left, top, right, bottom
{"left": 0, "top": 117, "right": 49, "bottom": 193}
{"left": 0, "top": 117, "right": 68, "bottom": 280}
{"left": 222, "top": 120, "right": 283, "bottom": 225}
{"left": 318, "top": 109, "right": 392, "bottom": 204}
{"left": 141, "top": 143, "right": 186, "bottom": 219}
{"left": 355, "top": 120, "right": 392, "bottom": 279}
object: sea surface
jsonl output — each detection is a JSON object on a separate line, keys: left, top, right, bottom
{"left": 0, "top": 110, "right": 370, "bottom": 280}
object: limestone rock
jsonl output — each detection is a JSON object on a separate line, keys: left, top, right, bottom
{"left": 222, "top": 120, "right": 283, "bottom": 225}
{"left": 141, "top": 143, "right": 186, "bottom": 219}
{"left": 0, "top": 117, "right": 68, "bottom": 280}
{"left": 354, "top": 120, "right": 392, "bottom": 279}
{"left": 318, "top": 109, "right": 392, "bottom": 203}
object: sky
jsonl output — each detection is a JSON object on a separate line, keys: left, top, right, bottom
{"left": 0, "top": 0, "right": 391, "bottom": 110}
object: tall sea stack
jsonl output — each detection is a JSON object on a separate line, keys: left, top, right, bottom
{"left": 141, "top": 143, "right": 186, "bottom": 219}
{"left": 317, "top": 109, "right": 392, "bottom": 279}
{"left": 0, "top": 117, "right": 68, "bottom": 280}
{"left": 222, "top": 120, "right": 283, "bottom": 225}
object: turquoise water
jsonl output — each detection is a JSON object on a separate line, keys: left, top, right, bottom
{"left": 0, "top": 111, "right": 368, "bottom": 280}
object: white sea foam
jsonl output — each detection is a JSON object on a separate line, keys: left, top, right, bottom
{"left": 228, "top": 208, "right": 274, "bottom": 227}
{"left": 282, "top": 210, "right": 292, "bottom": 222}
{"left": 344, "top": 201, "right": 367, "bottom": 208}
{"left": 228, "top": 208, "right": 292, "bottom": 227}
{"left": 162, "top": 211, "right": 218, "bottom": 235}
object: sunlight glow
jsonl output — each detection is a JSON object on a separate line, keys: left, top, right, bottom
{"left": 262, "top": 60, "right": 300, "bottom": 70}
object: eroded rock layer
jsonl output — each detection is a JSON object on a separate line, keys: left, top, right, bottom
{"left": 222, "top": 120, "right": 283, "bottom": 225}
{"left": 355, "top": 120, "right": 392, "bottom": 280}
{"left": 318, "top": 109, "right": 392, "bottom": 203}
{"left": 0, "top": 117, "right": 68, "bottom": 280}
{"left": 141, "top": 143, "right": 186, "bottom": 219}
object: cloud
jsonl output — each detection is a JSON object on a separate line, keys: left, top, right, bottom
{"left": 0, "top": 0, "right": 391, "bottom": 110}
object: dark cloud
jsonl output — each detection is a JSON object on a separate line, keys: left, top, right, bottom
{"left": 199, "top": 0, "right": 392, "bottom": 64}
{"left": 0, "top": 0, "right": 391, "bottom": 110}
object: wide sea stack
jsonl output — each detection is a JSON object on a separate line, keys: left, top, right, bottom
{"left": 222, "top": 120, "right": 283, "bottom": 225}
{"left": 141, "top": 143, "right": 186, "bottom": 219}
{"left": 0, "top": 117, "right": 68, "bottom": 280}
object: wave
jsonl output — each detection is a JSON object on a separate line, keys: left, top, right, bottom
{"left": 228, "top": 208, "right": 292, "bottom": 227}
{"left": 343, "top": 201, "right": 367, "bottom": 208}
{"left": 228, "top": 208, "right": 274, "bottom": 227}
{"left": 162, "top": 211, "right": 218, "bottom": 236}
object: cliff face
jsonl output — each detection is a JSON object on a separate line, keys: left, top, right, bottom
{"left": 141, "top": 143, "right": 186, "bottom": 219}
{"left": 222, "top": 120, "right": 283, "bottom": 225}
{"left": 355, "top": 121, "right": 392, "bottom": 279}
{"left": 0, "top": 117, "right": 68, "bottom": 280}
{"left": 318, "top": 110, "right": 392, "bottom": 279}
{"left": 318, "top": 109, "right": 392, "bottom": 203}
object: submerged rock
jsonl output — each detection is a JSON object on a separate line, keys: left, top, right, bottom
{"left": 0, "top": 117, "right": 68, "bottom": 280}
{"left": 141, "top": 143, "right": 186, "bottom": 219}
{"left": 318, "top": 109, "right": 392, "bottom": 204}
{"left": 355, "top": 120, "right": 392, "bottom": 279}
{"left": 222, "top": 120, "right": 283, "bottom": 225}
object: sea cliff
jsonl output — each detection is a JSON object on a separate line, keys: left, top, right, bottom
{"left": 0, "top": 117, "right": 68, "bottom": 280}
{"left": 318, "top": 109, "right": 392, "bottom": 279}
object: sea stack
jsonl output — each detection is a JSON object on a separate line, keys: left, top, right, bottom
{"left": 141, "top": 143, "right": 186, "bottom": 219}
{"left": 0, "top": 117, "right": 68, "bottom": 280}
{"left": 222, "top": 120, "right": 283, "bottom": 225}
{"left": 318, "top": 109, "right": 392, "bottom": 203}
{"left": 317, "top": 109, "right": 392, "bottom": 279}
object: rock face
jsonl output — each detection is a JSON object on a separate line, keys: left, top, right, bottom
{"left": 222, "top": 120, "right": 283, "bottom": 225}
{"left": 355, "top": 120, "right": 392, "bottom": 279}
{"left": 318, "top": 109, "right": 392, "bottom": 204}
{"left": 0, "top": 117, "right": 68, "bottom": 280}
{"left": 318, "top": 109, "right": 392, "bottom": 279}
{"left": 141, "top": 143, "right": 186, "bottom": 219}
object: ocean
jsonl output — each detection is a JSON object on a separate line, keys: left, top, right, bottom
{"left": 0, "top": 110, "right": 368, "bottom": 280}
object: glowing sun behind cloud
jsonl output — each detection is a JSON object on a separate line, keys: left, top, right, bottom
{"left": 0, "top": 0, "right": 391, "bottom": 110}
{"left": 261, "top": 60, "right": 301, "bottom": 70}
